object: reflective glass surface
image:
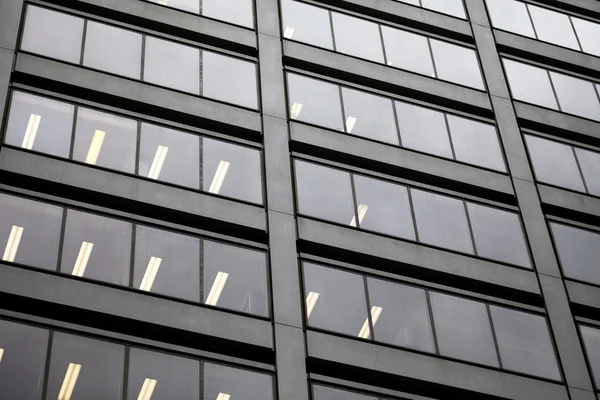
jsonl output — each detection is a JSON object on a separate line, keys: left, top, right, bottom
{"left": 580, "top": 325, "right": 600, "bottom": 388}
{"left": 447, "top": 115, "right": 505, "bottom": 172}
{"left": 202, "top": 0, "right": 254, "bottom": 28}
{"left": 421, "top": 0, "right": 466, "bottom": 18}
{"left": 332, "top": 13, "right": 384, "bottom": 63}
{"left": 551, "top": 222, "right": 600, "bottom": 286}
{"left": 382, "top": 26, "right": 434, "bottom": 77}
{"left": 485, "top": 0, "right": 535, "bottom": 38}
{"left": 550, "top": 72, "right": 600, "bottom": 121}
{"left": 575, "top": 147, "right": 600, "bottom": 197}
{"left": 202, "top": 51, "right": 258, "bottom": 109}
{"left": 503, "top": 59, "right": 558, "bottom": 110}
{"left": 149, "top": 0, "right": 199, "bottom": 13}
{"left": 281, "top": 0, "right": 333, "bottom": 49}
{"left": 313, "top": 385, "right": 377, "bottom": 400}
{"left": 204, "top": 362, "right": 273, "bottom": 400}
{"left": 528, "top": 5, "right": 579, "bottom": 50}
{"left": 430, "top": 40, "right": 484, "bottom": 90}
{"left": 572, "top": 17, "right": 600, "bottom": 57}
{"left": 144, "top": 37, "right": 200, "bottom": 95}
{"left": 287, "top": 74, "right": 343, "bottom": 131}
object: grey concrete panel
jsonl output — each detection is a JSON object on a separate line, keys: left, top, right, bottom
{"left": 306, "top": 331, "right": 569, "bottom": 400}
{"left": 569, "top": 387, "right": 598, "bottom": 400}
{"left": 566, "top": 280, "right": 600, "bottom": 311}
{"left": 539, "top": 184, "right": 600, "bottom": 220}
{"left": 275, "top": 325, "right": 309, "bottom": 400}
{"left": 265, "top": 116, "right": 294, "bottom": 215}
{"left": 259, "top": 34, "right": 287, "bottom": 119}
{"left": 0, "top": 0, "right": 23, "bottom": 51}
{"left": 0, "top": 48, "right": 14, "bottom": 122}
{"left": 256, "top": 0, "right": 280, "bottom": 38}
{"left": 290, "top": 122, "right": 515, "bottom": 200}
{"left": 471, "top": 25, "right": 511, "bottom": 98}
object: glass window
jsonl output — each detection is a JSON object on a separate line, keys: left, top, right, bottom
{"left": 73, "top": 108, "right": 138, "bottom": 173}
{"left": 203, "top": 241, "right": 269, "bottom": 317}
{"left": 202, "top": 138, "right": 263, "bottom": 204}
{"left": 202, "top": 51, "right": 257, "bottom": 109}
{"left": 281, "top": 0, "right": 333, "bottom": 50}
{"left": 381, "top": 27, "right": 435, "bottom": 78}
{"left": 303, "top": 263, "right": 370, "bottom": 337}
{"left": 430, "top": 40, "right": 484, "bottom": 90}
{"left": 294, "top": 161, "right": 354, "bottom": 225}
{"left": 133, "top": 225, "right": 200, "bottom": 302}
{"left": 144, "top": 37, "right": 200, "bottom": 95}
{"left": 60, "top": 210, "right": 132, "bottom": 286}
{"left": 395, "top": 0, "right": 420, "bottom": 6}
{"left": 366, "top": 278, "right": 435, "bottom": 353}
{"left": 430, "top": 292, "right": 499, "bottom": 367}
{"left": 490, "top": 306, "right": 560, "bottom": 380}
{"left": 421, "top": 0, "right": 466, "bottom": 18}
{"left": 202, "top": 0, "right": 254, "bottom": 28}
{"left": 331, "top": 13, "right": 384, "bottom": 63}
{"left": 467, "top": 203, "right": 531, "bottom": 268}
{"left": 0, "top": 193, "right": 63, "bottom": 271}
{"left": 525, "top": 135, "right": 585, "bottom": 192}
{"left": 127, "top": 348, "right": 199, "bottom": 400}
{"left": 528, "top": 5, "right": 579, "bottom": 50}
{"left": 447, "top": 115, "right": 505, "bottom": 172}
{"left": 411, "top": 189, "right": 474, "bottom": 254}
{"left": 287, "top": 74, "right": 343, "bottom": 131}
{"left": 550, "top": 223, "right": 600, "bottom": 286}
{"left": 204, "top": 362, "right": 273, "bottom": 400}
{"left": 503, "top": 59, "right": 558, "bottom": 110}
{"left": 149, "top": 0, "right": 199, "bottom": 14}
{"left": 353, "top": 175, "right": 415, "bottom": 240}
{"left": 0, "top": 320, "right": 48, "bottom": 400}
{"left": 139, "top": 123, "right": 200, "bottom": 189}
{"left": 46, "top": 332, "right": 124, "bottom": 400}
{"left": 580, "top": 325, "right": 600, "bottom": 388}
{"left": 395, "top": 101, "right": 453, "bottom": 159}
{"left": 341, "top": 87, "right": 399, "bottom": 145}
{"left": 550, "top": 72, "right": 600, "bottom": 122}
{"left": 575, "top": 147, "right": 600, "bottom": 197}
{"left": 572, "top": 17, "right": 600, "bottom": 57}
{"left": 313, "top": 385, "right": 377, "bottom": 400}
{"left": 5, "top": 91, "right": 74, "bottom": 158}
{"left": 485, "top": 0, "right": 535, "bottom": 38}
{"left": 21, "top": 6, "right": 84, "bottom": 64}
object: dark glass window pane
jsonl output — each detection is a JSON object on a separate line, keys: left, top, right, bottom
{"left": 281, "top": 0, "right": 333, "bottom": 50}
{"left": 313, "top": 385, "right": 377, "bottom": 400}
{"left": 525, "top": 135, "right": 585, "bottom": 192}
{"left": 341, "top": 87, "right": 399, "bottom": 145}
{"left": 203, "top": 241, "right": 268, "bottom": 317}
{"left": 5, "top": 91, "right": 74, "bottom": 157}
{"left": 303, "top": 262, "right": 369, "bottom": 337}
{"left": 46, "top": 333, "right": 124, "bottom": 400}
{"left": 447, "top": 115, "right": 505, "bottom": 171}
{"left": 202, "top": 138, "right": 263, "bottom": 204}
{"left": 551, "top": 223, "right": 600, "bottom": 286}
{"left": 0, "top": 320, "right": 48, "bottom": 400}
{"left": 202, "top": 51, "right": 257, "bottom": 109}
{"left": 21, "top": 6, "right": 83, "bottom": 64}
{"left": 83, "top": 22, "right": 141, "bottom": 79}
{"left": 134, "top": 225, "right": 200, "bottom": 302}
{"left": 575, "top": 147, "right": 600, "bottom": 197}
{"left": 366, "top": 278, "right": 434, "bottom": 352}
{"left": 430, "top": 40, "right": 484, "bottom": 89}
{"left": 381, "top": 27, "right": 434, "bottom": 77}
{"left": 485, "top": 0, "right": 535, "bottom": 37}
{"left": 467, "top": 203, "right": 531, "bottom": 268}
{"left": 202, "top": 0, "right": 254, "bottom": 28}
{"left": 572, "top": 18, "right": 600, "bottom": 57}
{"left": 73, "top": 108, "right": 137, "bottom": 173}
{"left": 430, "top": 292, "right": 499, "bottom": 367}
{"left": 139, "top": 123, "right": 200, "bottom": 189}
{"left": 421, "top": 0, "right": 466, "bottom": 18}
{"left": 411, "top": 189, "right": 474, "bottom": 254}
{"left": 295, "top": 161, "right": 354, "bottom": 225}
{"left": 127, "top": 348, "right": 199, "bottom": 400}
{"left": 61, "top": 210, "right": 132, "bottom": 286}
{"left": 331, "top": 13, "right": 384, "bottom": 63}
{"left": 353, "top": 175, "right": 415, "bottom": 240}
{"left": 528, "top": 5, "right": 579, "bottom": 50}
{"left": 490, "top": 306, "right": 560, "bottom": 380}
{"left": 204, "top": 363, "right": 273, "bottom": 400}
{"left": 503, "top": 60, "right": 558, "bottom": 110}
{"left": 149, "top": 0, "right": 199, "bottom": 13}
{"left": 144, "top": 37, "right": 200, "bottom": 95}
{"left": 287, "top": 74, "right": 343, "bottom": 131}
{"left": 395, "top": 102, "right": 452, "bottom": 158}
{"left": 550, "top": 72, "right": 600, "bottom": 122}
{"left": 0, "top": 193, "right": 62, "bottom": 270}
{"left": 580, "top": 325, "right": 600, "bottom": 388}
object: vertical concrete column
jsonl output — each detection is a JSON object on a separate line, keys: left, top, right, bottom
{"left": 0, "top": 0, "right": 24, "bottom": 122}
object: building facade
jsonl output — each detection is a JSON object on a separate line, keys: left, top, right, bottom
{"left": 0, "top": 0, "right": 600, "bottom": 399}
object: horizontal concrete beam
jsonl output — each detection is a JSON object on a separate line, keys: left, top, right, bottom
{"left": 539, "top": 184, "right": 600, "bottom": 223}
{"left": 566, "top": 280, "right": 600, "bottom": 312}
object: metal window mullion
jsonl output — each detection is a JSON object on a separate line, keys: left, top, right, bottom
{"left": 571, "top": 146, "right": 590, "bottom": 195}
{"left": 463, "top": 201, "right": 479, "bottom": 257}
{"left": 362, "top": 275, "right": 376, "bottom": 342}
{"left": 486, "top": 304, "right": 504, "bottom": 369}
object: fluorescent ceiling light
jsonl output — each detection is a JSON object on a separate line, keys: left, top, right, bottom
{"left": 349, "top": 204, "right": 369, "bottom": 227}
{"left": 22, "top": 113, "right": 41, "bottom": 150}
{"left": 345, "top": 116, "right": 357, "bottom": 133}
{"left": 290, "top": 102, "right": 303, "bottom": 119}
{"left": 205, "top": 271, "right": 229, "bottom": 306}
{"left": 0, "top": 348, "right": 4, "bottom": 363}
{"left": 137, "top": 378, "right": 157, "bottom": 400}
{"left": 148, "top": 145, "right": 169, "bottom": 180}
{"left": 208, "top": 161, "right": 230, "bottom": 194}
{"left": 58, "top": 363, "right": 82, "bottom": 400}
{"left": 216, "top": 393, "right": 231, "bottom": 400}
{"left": 73, "top": 241, "right": 94, "bottom": 277}
{"left": 358, "top": 306, "right": 383, "bottom": 339}
{"left": 84, "top": 130, "right": 106, "bottom": 165}
{"left": 2, "top": 225, "right": 23, "bottom": 262}
{"left": 283, "top": 27, "right": 295, "bottom": 38}
{"left": 387, "top": 61, "right": 393, "bottom": 66}
{"left": 139, "top": 257, "right": 162, "bottom": 292}
{"left": 305, "top": 291, "right": 320, "bottom": 318}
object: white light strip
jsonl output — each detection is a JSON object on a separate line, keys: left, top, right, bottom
{"left": 2, "top": 225, "right": 24, "bottom": 262}
{"left": 290, "top": 102, "right": 303, "bottom": 119}
{"left": 208, "top": 161, "right": 230, "bottom": 194}
{"left": 22, "top": 113, "right": 41, "bottom": 150}
{"left": 73, "top": 241, "right": 94, "bottom": 277}
{"left": 205, "top": 271, "right": 229, "bottom": 306}
{"left": 345, "top": 116, "right": 357, "bottom": 133}
{"left": 216, "top": 393, "right": 231, "bottom": 400}
{"left": 139, "top": 257, "right": 162, "bottom": 292}
{"left": 349, "top": 204, "right": 369, "bottom": 227}
{"left": 305, "top": 291, "right": 320, "bottom": 318}
{"left": 137, "top": 378, "right": 157, "bottom": 400}
{"left": 158, "top": 0, "right": 168, "bottom": 4}
{"left": 58, "top": 363, "right": 82, "bottom": 400}
{"left": 358, "top": 306, "right": 383, "bottom": 339}
{"left": 283, "top": 27, "right": 295, "bottom": 38}
{"left": 0, "top": 348, "right": 4, "bottom": 363}
{"left": 148, "top": 145, "right": 169, "bottom": 180}
{"left": 84, "top": 130, "right": 106, "bottom": 165}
